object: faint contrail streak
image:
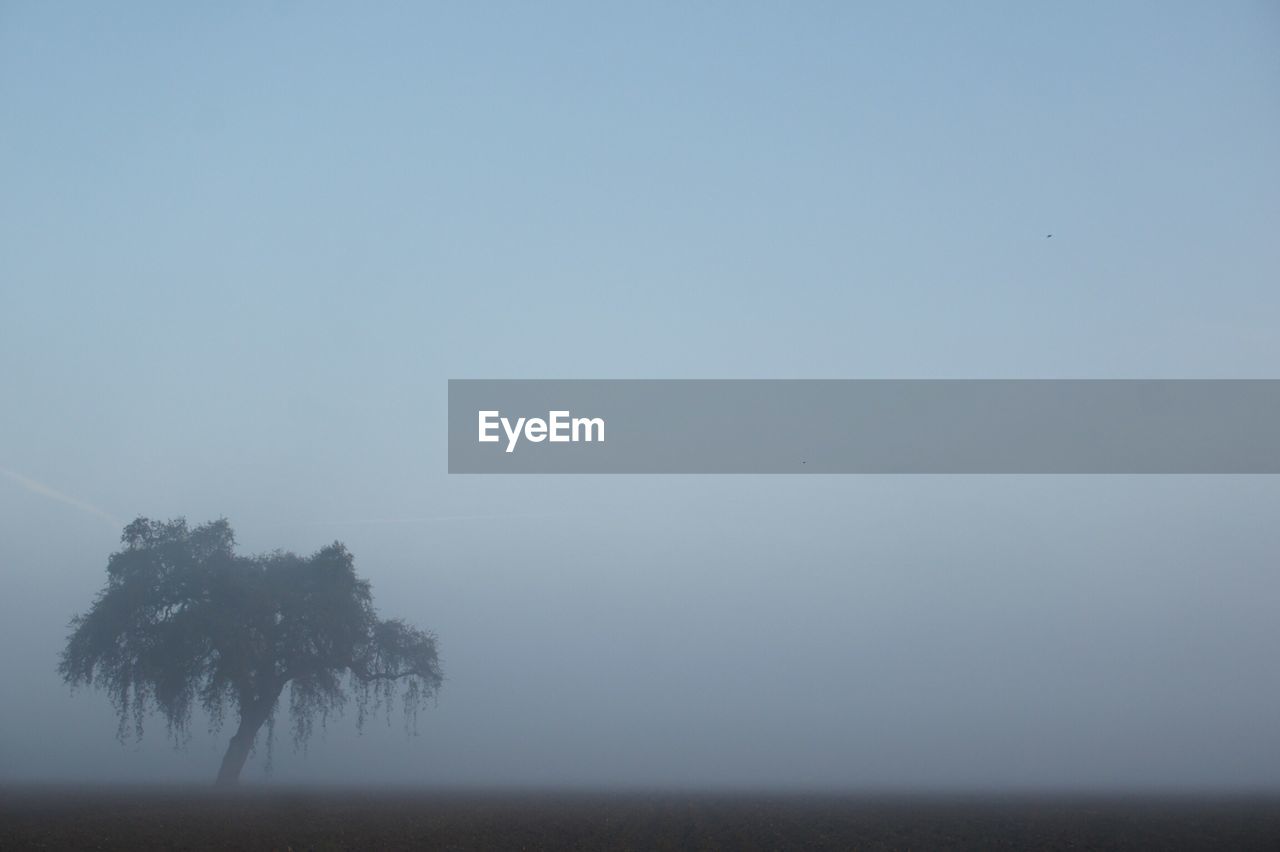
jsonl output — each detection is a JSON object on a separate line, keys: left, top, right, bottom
{"left": 0, "top": 465, "right": 121, "bottom": 526}
{"left": 267, "top": 513, "right": 570, "bottom": 528}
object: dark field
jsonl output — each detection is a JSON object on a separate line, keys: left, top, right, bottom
{"left": 2, "top": 788, "right": 1279, "bottom": 851}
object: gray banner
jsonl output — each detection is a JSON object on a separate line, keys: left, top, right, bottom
{"left": 447, "top": 380, "right": 1280, "bottom": 473}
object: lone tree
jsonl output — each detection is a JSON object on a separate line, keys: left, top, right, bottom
{"left": 60, "top": 517, "right": 443, "bottom": 785}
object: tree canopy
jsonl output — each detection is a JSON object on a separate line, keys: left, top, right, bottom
{"left": 60, "top": 517, "right": 442, "bottom": 784}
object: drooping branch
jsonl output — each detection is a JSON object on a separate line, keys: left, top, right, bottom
{"left": 346, "top": 618, "right": 442, "bottom": 733}
{"left": 352, "top": 619, "right": 443, "bottom": 683}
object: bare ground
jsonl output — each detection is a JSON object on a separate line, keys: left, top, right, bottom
{"left": 2, "top": 787, "right": 1278, "bottom": 851}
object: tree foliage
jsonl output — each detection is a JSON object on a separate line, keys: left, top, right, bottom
{"left": 60, "top": 517, "right": 442, "bottom": 781}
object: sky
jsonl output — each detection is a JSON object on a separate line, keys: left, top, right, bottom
{"left": 1, "top": 1, "right": 1278, "bottom": 789}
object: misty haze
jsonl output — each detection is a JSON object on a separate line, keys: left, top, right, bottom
{"left": 2, "top": 2, "right": 1279, "bottom": 849}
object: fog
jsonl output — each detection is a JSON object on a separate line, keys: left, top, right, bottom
{"left": 2, "top": 3, "right": 1278, "bottom": 791}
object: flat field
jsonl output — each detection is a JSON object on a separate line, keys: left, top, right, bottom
{"left": 2, "top": 787, "right": 1278, "bottom": 850}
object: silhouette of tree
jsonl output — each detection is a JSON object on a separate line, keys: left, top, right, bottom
{"left": 60, "top": 517, "right": 442, "bottom": 785}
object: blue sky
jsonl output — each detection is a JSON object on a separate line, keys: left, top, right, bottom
{"left": 1, "top": 2, "right": 1279, "bottom": 787}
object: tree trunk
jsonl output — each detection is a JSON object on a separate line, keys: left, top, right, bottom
{"left": 215, "top": 702, "right": 271, "bottom": 786}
